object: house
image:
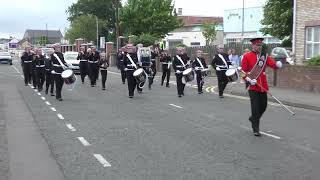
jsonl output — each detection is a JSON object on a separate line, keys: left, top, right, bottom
{"left": 22, "top": 29, "right": 63, "bottom": 45}
{"left": 293, "top": 0, "right": 320, "bottom": 65}
{"left": 164, "top": 13, "right": 224, "bottom": 48}
{"left": 224, "top": 6, "right": 281, "bottom": 45}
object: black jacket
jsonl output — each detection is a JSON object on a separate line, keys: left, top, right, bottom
{"left": 51, "top": 52, "right": 67, "bottom": 74}
{"left": 173, "top": 54, "right": 189, "bottom": 72}
{"left": 211, "top": 53, "right": 231, "bottom": 71}
{"left": 35, "top": 55, "right": 45, "bottom": 69}
{"left": 193, "top": 57, "right": 207, "bottom": 71}
{"left": 123, "top": 53, "right": 139, "bottom": 71}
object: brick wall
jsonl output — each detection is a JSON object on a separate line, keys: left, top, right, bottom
{"left": 295, "top": 0, "right": 320, "bottom": 64}
{"left": 266, "top": 65, "right": 320, "bottom": 93}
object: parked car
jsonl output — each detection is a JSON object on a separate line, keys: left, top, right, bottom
{"left": 0, "top": 51, "right": 13, "bottom": 65}
{"left": 271, "top": 47, "right": 294, "bottom": 65}
{"left": 41, "top": 48, "right": 54, "bottom": 59}
{"left": 64, "top": 51, "right": 80, "bottom": 74}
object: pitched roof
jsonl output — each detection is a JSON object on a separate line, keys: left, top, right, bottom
{"left": 23, "top": 29, "right": 63, "bottom": 39}
{"left": 178, "top": 16, "right": 223, "bottom": 27}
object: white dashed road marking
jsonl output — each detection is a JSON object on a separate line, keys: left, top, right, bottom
{"left": 57, "top": 113, "right": 64, "bottom": 120}
{"left": 169, "top": 104, "right": 183, "bottom": 109}
{"left": 45, "top": 101, "right": 51, "bottom": 105}
{"left": 37, "top": 92, "right": 41, "bottom": 96}
{"left": 12, "top": 65, "right": 21, "bottom": 74}
{"left": 66, "top": 124, "right": 76, "bottom": 132}
{"left": 240, "top": 125, "right": 281, "bottom": 140}
{"left": 50, "top": 107, "right": 57, "bottom": 112}
{"left": 93, "top": 154, "right": 111, "bottom": 167}
{"left": 77, "top": 137, "right": 91, "bottom": 146}
{"left": 41, "top": 96, "right": 46, "bottom": 100}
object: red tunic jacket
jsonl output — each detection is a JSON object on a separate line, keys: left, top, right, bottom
{"left": 241, "top": 51, "right": 278, "bottom": 92}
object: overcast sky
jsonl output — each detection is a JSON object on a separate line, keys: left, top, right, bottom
{"left": 0, "top": 0, "right": 265, "bottom": 39}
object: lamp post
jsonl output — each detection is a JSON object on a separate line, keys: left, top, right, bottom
{"left": 241, "top": 0, "right": 245, "bottom": 52}
{"left": 115, "top": 0, "right": 120, "bottom": 52}
{"left": 96, "top": 16, "right": 99, "bottom": 49}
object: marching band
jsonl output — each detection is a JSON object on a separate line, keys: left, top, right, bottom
{"left": 20, "top": 37, "right": 284, "bottom": 136}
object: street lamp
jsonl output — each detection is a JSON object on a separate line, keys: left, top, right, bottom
{"left": 241, "top": 0, "right": 245, "bottom": 52}
{"left": 96, "top": 16, "right": 99, "bottom": 49}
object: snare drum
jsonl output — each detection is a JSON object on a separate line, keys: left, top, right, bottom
{"left": 133, "top": 68, "right": 147, "bottom": 83}
{"left": 225, "top": 68, "right": 239, "bottom": 82}
{"left": 61, "top": 69, "right": 76, "bottom": 85}
{"left": 182, "top": 68, "right": 195, "bottom": 82}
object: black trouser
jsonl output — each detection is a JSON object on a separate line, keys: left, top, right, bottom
{"left": 45, "top": 71, "right": 54, "bottom": 94}
{"left": 248, "top": 90, "right": 268, "bottom": 132}
{"left": 35, "top": 68, "right": 45, "bottom": 90}
{"left": 175, "top": 73, "right": 185, "bottom": 95}
{"left": 161, "top": 65, "right": 171, "bottom": 85}
{"left": 23, "top": 63, "right": 32, "bottom": 85}
{"left": 126, "top": 70, "right": 137, "bottom": 96}
{"left": 54, "top": 74, "right": 64, "bottom": 99}
{"left": 89, "top": 63, "right": 98, "bottom": 86}
{"left": 148, "top": 66, "right": 156, "bottom": 88}
{"left": 96, "top": 63, "right": 99, "bottom": 80}
{"left": 31, "top": 66, "right": 37, "bottom": 88}
{"left": 120, "top": 69, "right": 126, "bottom": 83}
{"left": 216, "top": 71, "right": 228, "bottom": 96}
{"left": 79, "top": 61, "right": 88, "bottom": 82}
{"left": 196, "top": 70, "right": 204, "bottom": 93}
{"left": 100, "top": 70, "right": 107, "bottom": 88}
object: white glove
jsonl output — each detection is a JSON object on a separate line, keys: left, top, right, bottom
{"left": 229, "top": 65, "right": 234, "bottom": 69}
{"left": 276, "top": 61, "right": 283, "bottom": 68}
{"left": 216, "top": 67, "right": 221, "bottom": 71}
{"left": 51, "top": 70, "right": 56, "bottom": 74}
{"left": 245, "top": 77, "right": 257, "bottom": 85}
{"left": 176, "top": 70, "right": 181, "bottom": 74}
{"left": 195, "top": 67, "right": 199, "bottom": 70}
{"left": 124, "top": 68, "right": 128, "bottom": 71}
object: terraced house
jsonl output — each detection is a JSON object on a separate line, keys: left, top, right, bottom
{"left": 293, "top": 0, "right": 320, "bottom": 64}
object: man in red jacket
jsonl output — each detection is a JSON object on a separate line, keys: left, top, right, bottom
{"left": 241, "top": 38, "right": 283, "bottom": 136}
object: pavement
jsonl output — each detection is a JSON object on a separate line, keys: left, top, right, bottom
{"left": 0, "top": 60, "right": 320, "bottom": 180}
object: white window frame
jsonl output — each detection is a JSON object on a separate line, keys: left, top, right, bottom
{"left": 305, "top": 26, "right": 320, "bottom": 59}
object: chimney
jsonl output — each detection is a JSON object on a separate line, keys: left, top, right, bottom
{"left": 178, "top": 8, "right": 182, "bottom": 16}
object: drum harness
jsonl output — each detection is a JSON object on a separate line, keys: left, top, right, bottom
{"left": 127, "top": 54, "right": 147, "bottom": 89}
{"left": 53, "top": 53, "right": 77, "bottom": 90}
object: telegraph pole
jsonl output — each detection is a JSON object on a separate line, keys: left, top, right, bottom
{"left": 241, "top": 0, "right": 245, "bottom": 52}
{"left": 116, "top": 0, "right": 120, "bottom": 51}
{"left": 96, "top": 16, "right": 99, "bottom": 49}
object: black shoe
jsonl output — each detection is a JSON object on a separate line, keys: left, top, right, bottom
{"left": 129, "top": 95, "right": 133, "bottom": 98}
{"left": 219, "top": 95, "right": 224, "bottom": 98}
{"left": 82, "top": 81, "right": 84, "bottom": 84}
{"left": 51, "top": 93, "right": 55, "bottom": 96}
{"left": 58, "top": 98, "right": 63, "bottom": 101}
{"left": 122, "top": 82, "right": 125, "bottom": 84}
{"left": 91, "top": 85, "right": 94, "bottom": 87}
{"left": 102, "top": 88, "right": 106, "bottom": 90}
{"left": 161, "top": 82, "right": 164, "bottom": 86}
{"left": 178, "top": 95, "right": 182, "bottom": 97}
{"left": 148, "top": 86, "right": 151, "bottom": 90}
{"left": 253, "top": 132, "right": 261, "bottom": 137}
{"left": 45, "top": 90, "right": 48, "bottom": 95}
{"left": 198, "top": 91, "right": 202, "bottom": 94}
{"left": 166, "top": 83, "right": 169, "bottom": 88}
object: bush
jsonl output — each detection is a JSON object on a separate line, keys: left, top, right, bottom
{"left": 175, "top": 43, "right": 187, "bottom": 48}
{"left": 307, "top": 56, "right": 320, "bottom": 66}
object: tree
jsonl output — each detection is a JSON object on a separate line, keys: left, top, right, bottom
{"left": 131, "top": 33, "right": 158, "bottom": 46}
{"left": 120, "top": 0, "right": 182, "bottom": 39}
{"left": 202, "top": 22, "right": 218, "bottom": 46}
{"left": 65, "top": 15, "right": 107, "bottom": 44}
{"left": 67, "top": 0, "right": 121, "bottom": 41}
{"left": 260, "top": 0, "right": 293, "bottom": 44}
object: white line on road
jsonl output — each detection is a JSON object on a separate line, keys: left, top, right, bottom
{"left": 45, "top": 101, "right": 51, "bottom": 105}
{"left": 12, "top": 65, "right": 21, "bottom": 74}
{"left": 77, "top": 137, "right": 91, "bottom": 146}
{"left": 169, "top": 104, "right": 183, "bottom": 109}
{"left": 34, "top": 89, "right": 38, "bottom": 92}
{"left": 37, "top": 92, "right": 41, "bottom": 96}
{"left": 41, "top": 96, "right": 46, "bottom": 100}
{"left": 66, "top": 124, "right": 76, "bottom": 132}
{"left": 50, "top": 107, "right": 57, "bottom": 112}
{"left": 57, "top": 113, "right": 64, "bottom": 120}
{"left": 108, "top": 71, "right": 120, "bottom": 75}
{"left": 93, "top": 154, "right": 111, "bottom": 167}
{"left": 240, "top": 125, "right": 281, "bottom": 140}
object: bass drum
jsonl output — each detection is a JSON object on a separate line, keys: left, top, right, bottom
{"left": 133, "top": 68, "right": 147, "bottom": 84}
{"left": 182, "top": 68, "right": 195, "bottom": 83}
{"left": 225, "top": 68, "right": 239, "bottom": 82}
{"left": 61, "top": 69, "right": 76, "bottom": 85}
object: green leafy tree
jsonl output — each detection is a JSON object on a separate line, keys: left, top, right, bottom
{"left": 202, "top": 22, "right": 218, "bottom": 46}
{"left": 131, "top": 33, "right": 158, "bottom": 46}
{"left": 67, "top": 0, "right": 121, "bottom": 40}
{"left": 120, "top": 0, "right": 182, "bottom": 39}
{"left": 65, "top": 15, "right": 107, "bottom": 44}
{"left": 261, "top": 0, "right": 293, "bottom": 44}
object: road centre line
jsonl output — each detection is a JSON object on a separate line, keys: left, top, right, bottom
{"left": 57, "top": 113, "right": 64, "bottom": 120}
{"left": 37, "top": 92, "right": 41, "bottom": 96}
{"left": 240, "top": 125, "right": 281, "bottom": 140}
{"left": 50, "top": 107, "right": 57, "bottom": 112}
{"left": 77, "top": 137, "right": 91, "bottom": 146}
{"left": 93, "top": 154, "right": 111, "bottom": 167}
{"left": 12, "top": 65, "right": 21, "bottom": 74}
{"left": 66, "top": 124, "right": 76, "bottom": 132}
{"left": 45, "top": 101, "right": 51, "bottom": 105}
{"left": 41, "top": 96, "right": 46, "bottom": 100}
{"left": 169, "top": 104, "right": 183, "bottom": 109}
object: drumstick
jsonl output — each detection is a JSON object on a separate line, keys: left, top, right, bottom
{"left": 240, "top": 69, "right": 295, "bottom": 116}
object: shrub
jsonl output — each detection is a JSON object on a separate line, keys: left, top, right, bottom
{"left": 307, "top": 56, "right": 320, "bottom": 66}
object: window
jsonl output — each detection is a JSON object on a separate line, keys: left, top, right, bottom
{"left": 190, "top": 42, "right": 200, "bottom": 46}
{"left": 306, "top": 26, "right": 320, "bottom": 59}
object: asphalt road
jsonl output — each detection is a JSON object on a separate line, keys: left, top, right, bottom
{"left": 1, "top": 59, "right": 320, "bottom": 180}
